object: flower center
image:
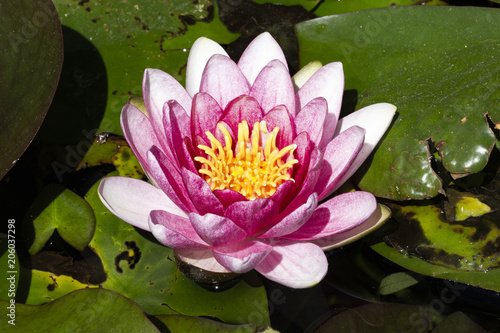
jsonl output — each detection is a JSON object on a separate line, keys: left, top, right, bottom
{"left": 194, "top": 121, "right": 298, "bottom": 200}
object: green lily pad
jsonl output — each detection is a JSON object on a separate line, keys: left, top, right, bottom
{"left": 0, "top": 0, "right": 63, "bottom": 179}
{"left": 385, "top": 195, "right": 500, "bottom": 272}
{"left": 51, "top": 0, "right": 238, "bottom": 138}
{"left": 77, "top": 133, "right": 144, "bottom": 179}
{"left": 0, "top": 288, "right": 160, "bottom": 332}
{"left": 296, "top": 6, "right": 500, "bottom": 200}
{"left": 24, "top": 183, "right": 96, "bottom": 254}
{"left": 371, "top": 242, "right": 500, "bottom": 292}
{"left": 24, "top": 269, "right": 93, "bottom": 305}
{"left": 80, "top": 173, "right": 270, "bottom": 325}
{"left": 154, "top": 314, "right": 256, "bottom": 333}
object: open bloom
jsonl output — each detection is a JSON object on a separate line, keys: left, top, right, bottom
{"left": 98, "top": 32, "right": 396, "bottom": 288}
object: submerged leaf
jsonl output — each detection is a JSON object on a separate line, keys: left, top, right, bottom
{"left": 378, "top": 272, "right": 422, "bottom": 295}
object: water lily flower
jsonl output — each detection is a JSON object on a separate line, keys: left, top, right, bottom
{"left": 98, "top": 32, "right": 396, "bottom": 289}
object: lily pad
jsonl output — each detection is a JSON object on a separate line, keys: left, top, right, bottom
{"left": 82, "top": 173, "right": 270, "bottom": 325}
{"left": 296, "top": 6, "right": 500, "bottom": 200}
{"left": 51, "top": 0, "right": 238, "bottom": 137}
{"left": 24, "top": 183, "right": 96, "bottom": 254}
{"left": 371, "top": 242, "right": 500, "bottom": 292}
{"left": 154, "top": 314, "right": 256, "bottom": 333}
{"left": 77, "top": 133, "right": 144, "bottom": 179}
{"left": 0, "top": 288, "right": 160, "bottom": 332}
{"left": 0, "top": 0, "right": 63, "bottom": 179}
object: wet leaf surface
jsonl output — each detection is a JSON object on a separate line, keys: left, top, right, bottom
{"left": 296, "top": 6, "right": 500, "bottom": 200}
{"left": 0, "top": 0, "right": 63, "bottom": 179}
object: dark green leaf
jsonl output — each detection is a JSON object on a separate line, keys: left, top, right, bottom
{"left": 378, "top": 272, "right": 422, "bottom": 295}
{"left": 0, "top": 0, "right": 63, "bottom": 179}
{"left": 296, "top": 6, "right": 500, "bottom": 200}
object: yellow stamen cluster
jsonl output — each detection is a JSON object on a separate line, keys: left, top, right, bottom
{"left": 194, "top": 121, "right": 298, "bottom": 200}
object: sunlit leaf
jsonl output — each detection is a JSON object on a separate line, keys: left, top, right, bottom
{"left": 296, "top": 6, "right": 500, "bottom": 200}
{"left": 1, "top": 289, "right": 160, "bottom": 332}
{"left": 24, "top": 183, "right": 96, "bottom": 254}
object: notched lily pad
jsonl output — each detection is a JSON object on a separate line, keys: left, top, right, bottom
{"left": 24, "top": 183, "right": 96, "bottom": 254}
{"left": 296, "top": 6, "right": 500, "bottom": 200}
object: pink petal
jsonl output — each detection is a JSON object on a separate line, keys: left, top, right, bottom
{"left": 225, "top": 198, "right": 279, "bottom": 236}
{"left": 200, "top": 54, "right": 250, "bottom": 110}
{"left": 262, "top": 105, "right": 295, "bottom": 149}
{"left": 213, "top": 240, "right": 273, "bottom": 273}
{"left": 312, "top": 204, "right": 391, "bottom": 251}
{"left": 294, "top": 97, "right": 328, "bottom": 147}
{"left": 319, "top": 113, "right": 338, "bottom": 150}
{"left": 315, "top": 126, "right": 365, "bottom": 200}
{"left": 188, "top": 213, "right": 246, "bottom": 247}
{"left": 149, "top": 210, "right": 209, "bottom": 250}
{"left": 143, "top": 69, "right": 192, "bottom": 142}
{"left": 98, "top": 176, "right": 187, "bottom": 231}
{"left": 249, "top": 59, "right": 295, "bottom": 115}
{"left": 213, "top": 189, "right": 248, "bottom": 209}
{"left": 191, "top": 92, "right": 223, "bottom": 144}
{"left": 186, "top": 37, "right": 229, "bottom": 96}
{"left": 164, "top": 100, "right": 197, "bottom": 173}
{"left": 333, "top": 103, "right": 397, "bottom": 191}
{"left": 238, "top": 32, "right": 288, "bottom": 86}
{"left": 280, "top": 147, "right": 322, "bottom": 216}
{"left": 296, "top": 62, "right": 344, "bottom": 124}
{"left": 220, "top": 95, "right": 263, "bottom": 135}
{"left": 120, "top": 104, "right": 162, "bottom": 173}
{"left": 181, "top": 168, "right": 225, "bottom": 216}
{"left": 147, "top": 147, "right": 196, "bottom": 213}
{"left": 258, "top": 193, "right": 318, "bottom": 238}
{"left": 255, "top": 240, "right": 327, "bottom": 288}
{"left": 283, "top": 191, "right": 377, "bottom": 240}
{"left": 175, "top": 249, "right": 232, "bottom": 273}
